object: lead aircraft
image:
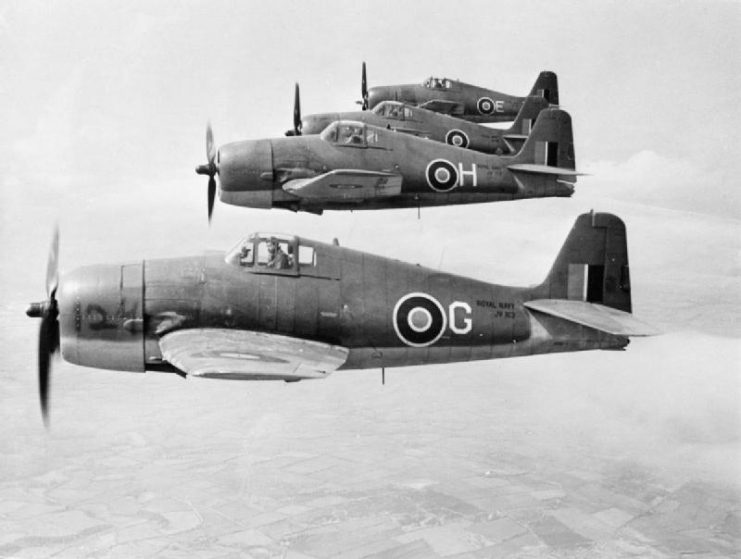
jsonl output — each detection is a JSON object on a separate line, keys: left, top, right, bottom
{"left": 196, "top": 108, "right": 580, "bottom": 220}
{"left": 289, "top": 83, "right": 551, "bottom": 155}
{"left": 360, "top": 62, "right": 559, "bottom": 123}
{"left": 28, "top": 212, "right": 656, "bottom": 426}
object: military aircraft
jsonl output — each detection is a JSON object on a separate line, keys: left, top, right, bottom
{"left": 27, "top": 212, "right": 657, "bottom": 425}
{"left": 360, "top": 62, "right": 558, "bottom": 123}
{"left": 288, "top": 83, "right": 550, "bottom": 155}
{"left": 196, "top": 108, "right": 579, "bottom": 219}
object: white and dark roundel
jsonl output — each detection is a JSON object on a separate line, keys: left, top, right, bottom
{"left": 477, "top": 96, "right": 496, "bottom": 115}
{"left": 425, "top": 159, "right": 459, "bottom": 192}
{"left": 393, "top": 293, "right": 447, "bottom": 347}
{"left": 445, "top": 129, "right": 469, "bottom": 148}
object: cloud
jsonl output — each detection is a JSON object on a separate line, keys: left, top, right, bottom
{"left": 582, "top": 151, "right": 740, "bottom": 219}
{"left": 455, "top": 332, "right": 741, "bottom": 488}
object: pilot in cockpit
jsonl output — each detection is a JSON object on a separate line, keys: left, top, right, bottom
{"left": 341, "top": 125, "right": 363, "bottom": 145}
{"left": 266, "top": 238, "right": 289, "bottom": 269}
{"left": 286, "top": 244, "right": 295, "bottom": 267}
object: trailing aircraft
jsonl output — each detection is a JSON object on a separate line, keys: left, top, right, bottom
{"left": 27, "top": 212, "right": 657, "bottom": 426}
{"left": 195, "top": 108, "right": 580, "bottom": 219}
{"left": 288, "top": 83, "right": 550, "bottom": 155}
{"left": 359, "top": 62, "right": 558, "bottom": 123}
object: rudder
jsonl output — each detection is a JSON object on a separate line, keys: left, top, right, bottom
{"left": 507, "top": 95, "right": 552, "bottom": 138}
{"left": 534, "top": 212, "right": 632, "bottom": 313}
{"left": 512, "top": 108, "right": 575, "bottom": 170}
{"left": 528, "top": 71, "right": 559, "bottom": 106}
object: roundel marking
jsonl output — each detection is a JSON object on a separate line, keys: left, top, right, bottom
{"left": 445, "top": 129, "right": 469, "bottom": 148}
{"left": 477, "top": 96, "right": 495, "bottom": 115}
{"left": 393, "top": 293, "right": 447, "bottom": 347}
{"left": 408, "top": 307, "right": 433, "bottom": 332}
{"left": 425, "top": 159, "right": 459, "bottom": 192}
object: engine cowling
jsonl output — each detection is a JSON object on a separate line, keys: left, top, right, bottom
{"left": 57, "top": 263, "right": 145, "bottom": 372}
{"left": 218, "top": 139, "right": 275, "bottom": 209}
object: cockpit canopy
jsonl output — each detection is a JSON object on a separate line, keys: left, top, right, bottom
{"left": 225, "top": 233, "right": 316, "bottom": 274}
{"left": 423, "top": 77, "right": 454, "bottom": 90}
{"left": 372, "top": 101, "right": 414, "bottom": 120}
{"left": 320, "top": 121, "right": 380, "bottom": 147}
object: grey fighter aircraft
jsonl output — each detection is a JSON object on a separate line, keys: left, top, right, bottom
{"left": 27, "top": 212, "right": 657, "bottom": 426}
{"left": 360, "top": 62, "right": 558, "bottom": 123}
{"left": 195, "top": 108, "right": 579, "bottom": 219}
{"left": 288, "top": 83, "right": 550, "bottom": 155}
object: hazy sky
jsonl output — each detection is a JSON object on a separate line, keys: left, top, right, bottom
{"left": 2, "top": 1, "right": 739, "bottom": 200}
{"left": 1, "top": 0, "right": 739, "bottom": 320}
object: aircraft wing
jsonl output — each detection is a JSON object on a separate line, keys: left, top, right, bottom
{"left": 524, "top": 299, "right": 660, "bottom": 337}
{"left": 283, "top": 170, "right": 402, "bottom": 201}
{"left": 159, "top": 328, "right": 349, "bottom": 380}
{"left": 393, "top": 127, "right": 432, "bottom": 138}
{"left": 418, "top": 99, "right": 465, "bottom": 115}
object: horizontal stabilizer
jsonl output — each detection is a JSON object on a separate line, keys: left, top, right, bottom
{"left": 508, "top": 163, "right": 583, "bottom": 176}
{"left": 160, "top": 328, "right": 349, "bottom": 380}
{"left": 503, "top": 134, "right": 529, "bottom": 141}
{"left": 418, "top": 99, "right": 465, "bottom": 115}
{"left": 283, "top": 169, "right": 402, "bottom": 201}
{"left": 524, "top": 299, "right": 660, "bottom": 337}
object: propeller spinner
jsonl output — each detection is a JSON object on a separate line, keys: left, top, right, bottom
{"left": 25, "top": 226, "right": 60, "bottom": 428}
{"left": 195, "top": 123, "right": 218, "bottom": 223}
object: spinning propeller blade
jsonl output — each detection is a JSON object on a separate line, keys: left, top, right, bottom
{"left": 195, "top": 123, "right": 218, "bottom": 224}
{"left": 285, "top": 83, "right": 303, "bottom": 136}
{"left": 361, "top": 61, "right": 369, "bottom": 110}
{"left": 26, "top": 226, "right": 61, "bottom": 428}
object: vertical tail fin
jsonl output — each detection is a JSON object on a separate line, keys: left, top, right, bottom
{"left": 503, "top": 95, "right": 552, "bottom": 152}
{"left": 511, "top": 108, "right": 575, "bottom": 170}
{"left": 528, "top": 71, "right": 559, "bottom": 105}
{"left": 535, "top": 212, "right": 632, "bottom": 313}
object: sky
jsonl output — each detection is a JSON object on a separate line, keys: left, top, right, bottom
{"left": 1, "top": 0, "right": 739, "bottom": 209}
{"left": 0, "top": 0, "right": 738, "bottom": 308}
{"left": 1, "top": 0, "right": 739, "bottom": 327}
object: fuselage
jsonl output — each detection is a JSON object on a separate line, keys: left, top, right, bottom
{"left": 367, "top": 79, "right": 525, "bottom": 123}
{"left": 217, "top": 120, "right": 574, "bottom": 213}
{"left": 56, "top": 236, "right": 627, "bottom": 375}
{"left": 300, "top": 98, "right": 549, "bottom": 155}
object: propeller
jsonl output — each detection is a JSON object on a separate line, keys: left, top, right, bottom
{"left": 360, "top": 61, "right": 369, "bottom": 110}
{"left": 195, "top": 123, "right": 218, "bottom": 223}
{"left": 285, "top": 83, "right": 302, "bottom": 136}
{"left": 26, "top": 226, "right": 60, "bottom": 428}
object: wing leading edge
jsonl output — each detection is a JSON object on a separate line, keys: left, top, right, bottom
{"left": 160, "top": 328, "right": 349, "bottom": 380}
{"left": 418, "top": 99, "right": 465, "bottom": 115}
